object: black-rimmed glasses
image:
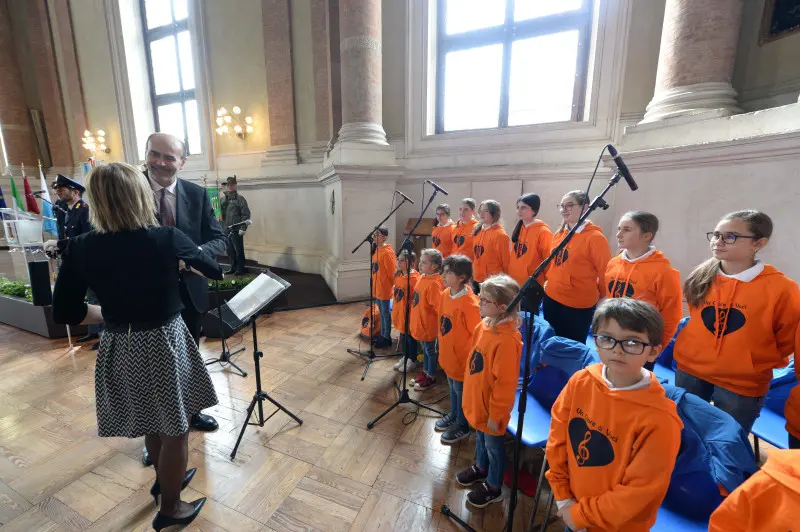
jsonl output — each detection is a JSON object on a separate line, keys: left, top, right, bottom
{"left": 706, "top": 232, "right": 759, "bottom": 245}
{"left": 593, "top": 334, "right": 654, "bottom": 355}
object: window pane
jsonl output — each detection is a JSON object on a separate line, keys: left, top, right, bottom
{"left": 445, "top": 0, "right": 505, "bottom": 35}
{"left": 173, "top": 0, "right": 188, "bottom": 21}
{"left": 150, "top": 37, "right": 181, "bottom": 95}
{"left": 508, "top": 31, "right": 580, "bottom": 126}
{"left": 157, "top": 103, "right": 185, "bottom": 141}
{"left": 443, "top": 44, "right": 503, "bottom": 131}
{"left": 184, "top": 100, "right": 201, "bottom": 155}
{"left": 144, "top": 0, "right": 172, "bottom": 29}
{"left": 177, "top": 31, "right": 195, "bottom": 91}
{"left": 514, "top": 0, "right": 583, "bottom": 21}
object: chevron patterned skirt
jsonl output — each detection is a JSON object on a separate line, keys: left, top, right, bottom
{"left": 94, "top": 315, "right": 218, "bottom": 438}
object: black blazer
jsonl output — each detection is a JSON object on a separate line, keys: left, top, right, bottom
{"left": 173, "top": 178, "right": 226, "bottom": 313}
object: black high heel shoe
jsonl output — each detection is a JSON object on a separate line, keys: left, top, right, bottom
{"left": 150, "top": 468, "right": 197, "bottom": 505}
{"left": 152, "top": 497, "right": 206, "bottom": 531}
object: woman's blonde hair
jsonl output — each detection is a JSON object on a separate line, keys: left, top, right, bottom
{"left": 473, "top": 199, "right": 502, "bottom": 236}
{"left": 85, "top": 162, "right": 158, "bottom": 233}
{"left": 480, "top": 274, "right": 522, "bottom": 327}
{"left": 683, "top": 210, "right": 773, "bottom": 307}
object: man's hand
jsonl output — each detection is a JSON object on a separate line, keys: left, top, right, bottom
{"left": 238, "top": 229, "right": 246, "bottom": 236}
{"left": 487, "top": 418, "right": 500, "bottom": 433}
{"left": 44, "top": 239, "right": 58, "bottom": 253}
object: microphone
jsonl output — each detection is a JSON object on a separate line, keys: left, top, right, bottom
{"left": 228, "top": 219, "right": 252, "bottom": 229}
{"left": 28, "top": 190, "right": 45, "bottom": 197}
{"left": 394, "top": 190, "right": 415, "bottom": 204}
{"left": 607, "top": 144, "right": 638, "bottom": 191}
{"left": 425, "top": 179, "right": 449, "bottom": 195}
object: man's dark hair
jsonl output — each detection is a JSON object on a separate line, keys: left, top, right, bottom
{"left": 592, "top": 298, "right": 664, "bottom": 345}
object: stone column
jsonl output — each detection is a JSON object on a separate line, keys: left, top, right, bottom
{"left": 641, "top": 0, "right": 744, "bottom": 123}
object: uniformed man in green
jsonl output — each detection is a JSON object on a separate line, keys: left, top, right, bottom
{"left": 220, "top": 176, "right": 251, "bottom": 275}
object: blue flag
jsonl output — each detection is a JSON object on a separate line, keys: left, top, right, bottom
{"left": 38, "top": 168, "right": 58, "bottom": 236}
{"left": 0, "top": 184, "right": 6, "bottom": 208}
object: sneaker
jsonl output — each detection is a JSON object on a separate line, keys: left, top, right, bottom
{"left": 372, "top": 337, "right": 392, "bottom": 348}
{"left": 441, "top": 425, "right": 471, "bottom": 444}
{"left": 413, "top": 374, "right": 436, "bottom": 391}
{"left": 467, "top": 482, "right": 503, "bottom": 508}
{"left": 409, "top": 371, "right": 425, "bottom": 386}
{"left": 393, "top": 358, "right": 417, "bottom": 372}
{"left": 456, "top": 464, "right": 488, "bottom": 487}
{"left": 434, "top": 412, "right": 455, "bottom": 432}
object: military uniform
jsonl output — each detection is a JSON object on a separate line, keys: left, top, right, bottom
{"left": 51, "top": 175, "right": 92, "bottom": 252}
{"left": 220, "top": 176, "right": 251, "bottom": 275}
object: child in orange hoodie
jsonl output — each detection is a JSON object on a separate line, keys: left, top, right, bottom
{"left": 544, "top": 190, "right": 612, "bottom": 343}
{"left": 371, "top": 226, "right": 396, "bottom": 348}
{"left": 432, "top": 204, "right": 455, "bottom": 258}
{"left": 472, "top": 200, "right": 512, "bottom": 294}
{"left": 392, "top": 250, "right": 420, "bottom": 373}
{"left": 606, "top": 211, "right": 682, "bottom": 358}
{"left": 546, "top": 298, "right": 683, "bottom": 531}
{"left": 452, "top": 198, "right": 479, "bottom": 260}
{"left": 508, "top": 194, "right": 552, "bottom": 309}
{"left": 410, "top": 248, "right": 445, "bottom": 390}
{"left": 708, "top": 449, "right": 800, "bottom": 531}
{"left": 456, "top": 274, "right": 522, "bottom": 508}
{"left": 437, "top": 254, "right": 482, "bottom": 445}
{"left": 786, "top": 324, "right": 800, "bottom": 449}
{"left": 674, "top": 210, "right": 800, "bottom": 432}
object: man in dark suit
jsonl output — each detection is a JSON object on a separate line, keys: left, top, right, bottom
{"left": 142, "top": 133, "right": 226, "bottom": 464}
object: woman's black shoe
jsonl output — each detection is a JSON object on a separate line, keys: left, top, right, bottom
{"left": 150, "top": 468, "right": 197, "bottom": 505}
{"left": 152, "top": 497, "right": 206, "bottom": 531}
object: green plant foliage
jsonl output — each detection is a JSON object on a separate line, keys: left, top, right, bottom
{"left": 210, "top": 275, "right": 257, "bottom": 291}
{"left": 0, "top": 277, "right": 33, "bottom": 301}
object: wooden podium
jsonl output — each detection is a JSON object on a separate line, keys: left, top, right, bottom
{"left": 403, "top": 218, "right": 435, "bottom": 259}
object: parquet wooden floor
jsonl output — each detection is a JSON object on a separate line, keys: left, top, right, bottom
{"left": 0, "top": 303, "right": 563, "bottom": 531}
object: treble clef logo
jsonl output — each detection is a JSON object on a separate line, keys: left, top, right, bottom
{"left": 576, "top": 430, "right": 592, "bottom": 466}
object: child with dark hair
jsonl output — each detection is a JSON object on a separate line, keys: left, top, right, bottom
{"left": 546, "top": 298, "right": 682, "bottom": 531}
{"left": 432, "top": 204, "right": 455, "bottom": 258}
{"left": 371, "top": 226, "right": 396, "bottom": 348}
{"left": 437, "top": 254, "right": 481, "bottom": 444}
{"left": 675, "top": 210, "right": 800, "bottom": 432}
{"left": 392, "top": 250, "right": 420, "bottom": 373}
{"left": 410, "top": 249, "right": 445, "bottom": 390}
{"left": 452, "top": 198, "right": 479, "bottom": 260}
{"left": 508, "top": 193, "right": 552, "bottom": 299}
{"left": 471, "top": 200, "right": 511, "bottom": 294}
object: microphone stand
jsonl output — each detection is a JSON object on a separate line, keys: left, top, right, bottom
{"left": 346, "top": 199, "right": 409, "bottom": 379}
{"left": 367, "top": 186, "right": 445, "bottom": 430}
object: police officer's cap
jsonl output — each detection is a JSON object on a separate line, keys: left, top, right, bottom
{"left": 54, "top": 174, "right": 85, "bottom": 193}
{"left": 226, "top": 176, "right": 237, "bottom": 185}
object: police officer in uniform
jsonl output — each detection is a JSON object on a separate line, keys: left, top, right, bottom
{"left": 220, "top": 176, "right": 251, "bottom": 275}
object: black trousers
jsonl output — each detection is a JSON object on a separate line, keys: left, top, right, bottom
{"left": 542, "top": 294, "right": 595, "bottom": 344}
{"left": 227, "top": 231, "right": 246, "bottom": 273}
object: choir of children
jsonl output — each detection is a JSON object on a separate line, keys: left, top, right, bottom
{"left": 360, "top": 193, "right": 800, "bottom": 524}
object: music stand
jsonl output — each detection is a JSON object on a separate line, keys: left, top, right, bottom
{"left": 229, "top": 270, "right": 304, "bottom": 460}
{"left": 205, "top": 280, "right": 248, "bottom": 377}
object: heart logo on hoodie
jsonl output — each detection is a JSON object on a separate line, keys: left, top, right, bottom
{"left": 440, "top": 316, "right": 453, "bottom": 336}
{"left": 608, "top": 280, "right": 635, "bottom": 298}
{"left": 361, "top": 316, "right": 370, "bottom": 328}
{"left": 412, "top": 291, "right": 420, "bottom": 307}
{"left": 455, "top": 235, "right": 465, "bottom": 247}
{"left": 433, "top": 235, "right": 441, "bottom": 247}
{"left": 394, "top": 287, "right": 404, "bottom": 302}
{"left": 474, "top": 245, "right": 485, "bottom": 259}
{"left": 514, "top": 242, "right": 528, "bottom": 256}
{"left": 568, "top": 417, "right": 615, "bottom": 467}
{"left": 468, "top": 349, "right": 484, "bottom": 375}
{"left": 554, "top": 248, "right": 569, "bottom": 266}
{"left": 372, "top": 262, "right": 379, "bottom": 273}
{"left": 701, "top": 306, "right": 746, "bottom": 338}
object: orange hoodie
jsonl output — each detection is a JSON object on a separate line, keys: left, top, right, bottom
{"left": 462, "top": 319, "right": 522, "bottom": 436}
{"left": 545, "top": 221, "right": 611, "bottom": 309}
{"left": 438, "top": 287, "right": 482, "bottom": 381}
{"left": 432, "top": 220, "right": 454, "bottom": 258}
{"left": 605, "top": 249, "right": 683, "bottom": 347}
{"left": 392, "top": 270, "right": 420, "bottom": 334}
{"left": 452, "top": 219, "right": 479, "bottom": 260}
{"left": 371, "top": 244, "right": 396, "bottom": 301}
{"left": 708, "top": 450, "right": 800, "bottom": 532}
{"left": 508, "top": 220, "right": 553, "bottom": 287}
{"left": 674, "top": 263, "right": 800, "bottom": 397}
{"left": 410, "top": 274, "right": 445, "bottom": 341}
{"left": 545, "top": 364, "right": 683, "bottom": 532}
{"left": 784, "top": 325, "right": 800, "bottom": 440}
{"left": 473, "top": 224, "right": 512, "bottom": 283}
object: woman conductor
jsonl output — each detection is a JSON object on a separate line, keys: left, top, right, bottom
{"left": 52, "top": 162, "right": 223, "bottom": 530}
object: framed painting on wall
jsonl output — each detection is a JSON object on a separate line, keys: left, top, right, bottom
{"left": 760, "top": 0, "right": 800, "bottom": 44}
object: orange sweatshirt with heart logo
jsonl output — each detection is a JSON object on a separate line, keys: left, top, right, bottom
{"left": 546, "top": 364, "right": 683, "bottom": 532}
{"left": 452, "top": 219, "right": 479, "bottom": 260}
{"left": 432, "top": 220, "right": 454, "bottom": 257}
{"left": 674, "top": 263, "right": 800, "bottom": 397}
{"left": 409, "top": 274, "right": 444, "bottom": 341}
{"left": 709, "top": 450, "right": 800, "bottom": 532}
{"left": 545, "top": 221, "right": 611, "bottom": 309}
{"left": 472, "top": 224, "right": 512, "bottom": 283}
{"left": 462, "top": 319, "right": 522, "bottom": 436}
{"left": 392, "top": 270, "right": 420, "bottom": 334}
{"left": 783, "top": 325, "right": 800, "bottom": 440}
{"left": 438, "top": 287, "right": 482, "bottom": 381}
{"left": 605, "top": 249, "right": 683, "bottom": 347}
{"left": 508, "top": 220, "right": 552, "bottom": 287}
{"left": 371, "top": 244, "right": 396, "bottom": 300}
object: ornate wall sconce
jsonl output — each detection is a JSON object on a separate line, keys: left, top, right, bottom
{"left": 82, "top": 129, "right": 110, "bottom": 155}
{"left": 215, "top": 106, "right": 254, "bottom": 140}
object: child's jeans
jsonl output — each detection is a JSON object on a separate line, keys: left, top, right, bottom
{"left": 422, "top": 340, "right": 438, "bottom": 376}
{"left": 675, "top": 370, "right": 765, "bottom": 432}
{"left": 376, "top": 299, "right": 392, "bottom": 341}
{"left": 476, "top": 430, "right": 505, "bottom": 490}
{"left": 447, "top": 377, "right": 469, "bottom": 431}
{"left": 398, "top": 332, "right": 417, "bottom": 361}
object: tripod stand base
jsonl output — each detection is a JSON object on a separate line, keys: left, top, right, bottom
{"left": 367, "top": 387, "right": 444, "bottom": 429}
{"left": 440, "top": 504, "right": 478, "bottom": 532}
{"left": 230, "top": 390, "right": 303, "bottom": 460}
{"left": 205, "top": 346, "right": 248, "bottom": 377}
{"left": 347, "top": 348, "right": 402, "bottom": 380}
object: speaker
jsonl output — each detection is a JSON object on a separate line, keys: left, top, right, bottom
{"left": 202, "top": 305, "right": 244, "bottom": 339}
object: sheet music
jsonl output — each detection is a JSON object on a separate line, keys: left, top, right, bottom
{"left": 227, "top": 272, "right": 290, "bottom": 321}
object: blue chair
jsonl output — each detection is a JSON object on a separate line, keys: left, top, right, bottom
{"left": 652, "top": 316, "right": 689, "bottom": 385}
{"left": 517, "top": 312, "right": 555, "bottom": 380}
{"left": 752, "top": 361, "right": 796, "bottom": 452}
